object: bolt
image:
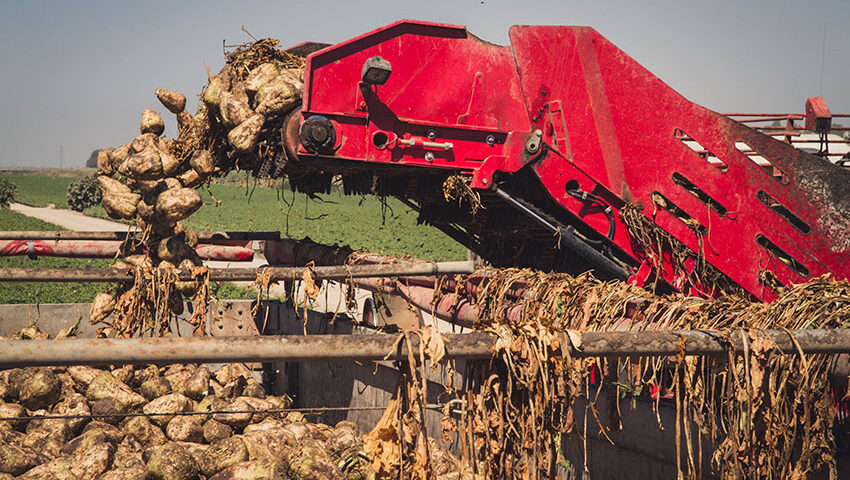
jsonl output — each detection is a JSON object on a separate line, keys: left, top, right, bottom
{"left": 310, "top": 125, "right": 328, "bottom": 142}
{"left": 427, "top": 130, "right": 437, "bottom": 140}
{"left": 482, "top": 178, "right": 489, "bottom": 185}
{"left": 486, "top": 135, "right": 496, "bottom": 146}
{"left": 359, "top": 101, "right": 367, "bottom": 109}
{"left": 425, "top": 152, "right": 435, "bottom": 162}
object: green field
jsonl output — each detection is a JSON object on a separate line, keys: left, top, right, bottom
{"left": 0, "top": 170, "right": 465, "bottom": 303}
{"left": 82, "top": 173, "right": 466, "bottom": 261}
{"left": 0, "top": 169, "right": 113, "bottom": 219}
{"left": 0, "top": 170, "right": 88, "bottom": 207}
{"left": 184, "top": 181, "right": 466, "bottom": 261}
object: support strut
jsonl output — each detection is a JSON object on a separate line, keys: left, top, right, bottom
{"left": 491, "top": 187, "right": 629, "bottom": 280}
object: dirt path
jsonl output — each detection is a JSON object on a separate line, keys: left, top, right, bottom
{"left": 10, "top": 203, "right": 131, "bottom": 232}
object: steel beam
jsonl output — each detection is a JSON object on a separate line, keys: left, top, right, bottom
{"left": 1, "top": 329, "right": 849, "bottom": 368}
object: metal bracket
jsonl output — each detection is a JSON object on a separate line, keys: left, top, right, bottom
{"left": 210, "top": 301, "right": 260, "bottom": 337}
{"left": 525, "top": 129, "right": 543, "bottom": 154}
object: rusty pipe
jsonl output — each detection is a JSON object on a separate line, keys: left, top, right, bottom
{"left": 264, "top": 238, "right": 529, "bottom": 300}
{"left": 0, "top": 240, "right": 254, "bottom": 262}
{"left": 352, "top": 277, "right": 480, "bottom": 325}
{"left": 0, "top": 333, "right": 495, "bottom": 367}
{"left": 3, "top": 329, "right": 850, "bottom": 368}
{"left": 0, "top": 231, "right": 280, "bottom": 242}
{"left": 0, "top": 261, "right": 475, "bottom": 283}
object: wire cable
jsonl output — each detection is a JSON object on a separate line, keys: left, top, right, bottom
{"left": 0, "top": 403, "right": 452, "bottom": 422}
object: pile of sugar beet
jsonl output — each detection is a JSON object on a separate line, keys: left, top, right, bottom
{"left": 0, "top": 331, "right": 463, "bottom": 480}
{"left": 89, "top": 38, "right": 307, "bottom": 334}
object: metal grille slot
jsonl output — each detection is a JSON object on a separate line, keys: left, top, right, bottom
{"left": 675, "top": 128, "right": 728, "bottom": 171}
{"left": 736, "top": 141, "right": 788, "bottom": 183}
{"left": 651, "top": 191, "right": 707, "bottom": 235}
{"left": 756, "top": 190, "right": 811, "bottom": 234}
{"left": 672, "top": 173, "right": 728, "bottom": 216}
{"left": 755, "top": 234, "right": 809, "bottom": 277}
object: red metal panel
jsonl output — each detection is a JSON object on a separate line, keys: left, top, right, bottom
{"left": 508, "top": 26, "right": 850, "bottom": 299}
{"left": 305, "top": 20, "right": 528, "bottom": 130}
{"left": 301, "top": 20, "right": 530, "bottom": 171}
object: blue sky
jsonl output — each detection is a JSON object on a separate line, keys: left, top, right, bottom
{"left": 0, "top": 0, "right": 847, "bottom": 168}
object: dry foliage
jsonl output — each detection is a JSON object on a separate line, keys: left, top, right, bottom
{"left": 620, "top": 202, "right": 747, "bottom": 298}
{"left": 426, "top": 269, "right": 850, "bottom": 479}
{"left": 442, "top": 175, "right": 483, "bottom": 215}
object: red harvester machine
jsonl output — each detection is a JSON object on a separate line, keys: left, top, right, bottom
{"left": 278, "top": 20, "right": 850, "bottom": 302}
